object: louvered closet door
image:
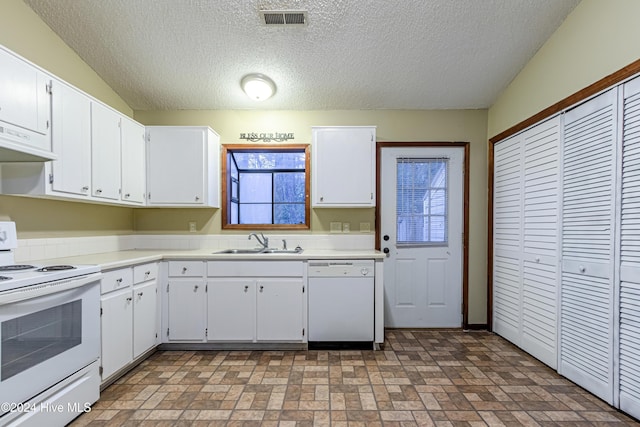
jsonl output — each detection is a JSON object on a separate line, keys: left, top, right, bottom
{"left": 521, "top": 116, "right": 560, "bottom": 369}
{"left": 493, "top": 134, "right": 523, "bottom": 344}
{"left": 560, "top": 88, "right": 617, "bottom": 404}
{"left": 619, "top": 76, "right": 640, "bottom": 419}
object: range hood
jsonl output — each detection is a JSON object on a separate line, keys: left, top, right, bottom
{"left": 0, "top": 137, "right": 57, "bottom": 162}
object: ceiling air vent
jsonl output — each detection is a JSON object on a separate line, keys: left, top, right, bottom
{"left": 260, "top": 10, "right": 308, "bottom": 26}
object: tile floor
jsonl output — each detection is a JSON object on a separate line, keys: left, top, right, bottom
{"left": 71, "top": 330, "right": 638, "bottom": 426}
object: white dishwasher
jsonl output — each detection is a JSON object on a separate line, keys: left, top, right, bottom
{"left": 308, "top": 260, "right": 374, "bottom": 343}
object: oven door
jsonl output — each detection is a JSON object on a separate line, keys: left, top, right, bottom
{"left": 0, "top": 274, "right": 100, "bottom": 409}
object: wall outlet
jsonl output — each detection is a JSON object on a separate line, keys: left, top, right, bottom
{"left": 342, "top": 222, "right": 350, "bottom": 233}
{"left": 360, "top": 222, "right": 371, "bottom": 232}
{"left": 330, "top": 222, "right": 342, "bottom": 233}
{"left": 188, "top": 221, "right": 197, "bottom": 233}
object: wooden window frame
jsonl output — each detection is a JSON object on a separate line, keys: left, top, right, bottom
{"left": 221, "top": 144, "right": 311, "bottom": 230}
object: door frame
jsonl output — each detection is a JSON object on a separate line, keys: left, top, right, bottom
{"left": 375, "top": 142, "right": 471, "bottom": 329}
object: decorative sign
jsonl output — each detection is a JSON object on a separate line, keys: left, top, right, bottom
{"left": 239, "top": 132, "right": 294, "bottom": 142}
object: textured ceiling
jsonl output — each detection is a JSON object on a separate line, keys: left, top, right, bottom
{"left": 23, "top": 0, "right": 580, "bottom": 111}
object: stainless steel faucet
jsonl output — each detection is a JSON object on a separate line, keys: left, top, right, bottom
{"left": 248, "top": 232, "right": 269, "bottom": 249}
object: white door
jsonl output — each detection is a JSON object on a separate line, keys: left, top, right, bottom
{"left": 560, "top": 88, "right": 617, "bottom": 404}
{"left": 381, "top": 146, "right": 464, "bottom": 327}
{"left": 619, "top": 76, "right": 640, "bottom": 418}
{"left": 132, "top": 281, "right": 157, "bottom": 358}
{"left": 120, "top": 117, "right": 146, "bottom": 204}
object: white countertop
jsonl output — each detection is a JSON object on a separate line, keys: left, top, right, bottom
{"left": 33, "top": 249, "right": 385, "bottom": 271}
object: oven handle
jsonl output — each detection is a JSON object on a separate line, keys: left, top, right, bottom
{"left": 0, "top": 272, "right": 102, "bottom": 305}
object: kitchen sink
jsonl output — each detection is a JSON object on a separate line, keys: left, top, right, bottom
{"left": 215, "top": 247, "right": 303, "bottom": 255}
{"left": 215, "top": 248, "right": 265, "bottom": 254}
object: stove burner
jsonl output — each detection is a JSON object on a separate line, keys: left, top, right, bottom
{"left": 36, "top": 265, "right": 77, "bottom": 272}
{"left": 0, "top": 276, "right": 11, "bottom": 281}
{"left": 0, "top": 264, "right": 36, "bottom": 272}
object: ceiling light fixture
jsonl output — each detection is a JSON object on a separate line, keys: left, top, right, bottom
{"left": 241, "top": 73, "right": 276, "bottom": 101}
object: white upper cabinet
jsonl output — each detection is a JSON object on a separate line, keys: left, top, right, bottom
{"left": 0, "top": 46, "right": 53, "bottom": 161}
{"left": 146, "top": 126, "right": 220, "bottom": 207}
{"left": 50, "top": 78, "right": 92, "bottom": 196}
{"left": 312, "top": 126, "right": 376, "bottom": 207}
{"left": 91, "top": 102, "right": 122, "bottom": 201}
{"left": 120, "top": 117, "right": 146, "bottom": 204}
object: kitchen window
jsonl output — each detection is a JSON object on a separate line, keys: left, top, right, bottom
{"left": 222, "top": 145, "right": 310, "bottom": 230}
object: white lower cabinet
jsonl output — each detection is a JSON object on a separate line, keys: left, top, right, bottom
{"left": 101, "top": 288, "right": 133, "bottom": 380}
{"left": 203, "top": 261, "right": 306, "bottom": 343}
{"left": 206, "top": 276, "right": 305, "bottom": 342}
{"left": 100, "top": 263, "right": 158, "bottom": 383}
{"left": 165, "top": 261, "right": 207, "bottom": 342}
{"left": 207, "top": 279, "right": 256, "bottom": 341}
{"left": 256, "top": 279, "right": 304, "bottom": 341}
{"left": 166, "top": 280, "right": 207, "bottom": 341}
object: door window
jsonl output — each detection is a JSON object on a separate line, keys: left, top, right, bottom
{"left": 396, "top": 158, "right": 448, "bottom": 245}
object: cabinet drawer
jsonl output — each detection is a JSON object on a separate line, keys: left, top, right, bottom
{"left": 207, "top": 261, "right": 303, "bottom": 277}
{"left": 133, "top": 262, "right": 158, "bottom": 283}
{"left": 168, "top": 261, "right": 205, "bottom": 277}
{"left": 101, "top": 267, "right": 134, "bottom": 294}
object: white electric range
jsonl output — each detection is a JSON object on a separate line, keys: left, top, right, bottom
{"left": 0, "top": 221, "right": 102, "bottom": 427}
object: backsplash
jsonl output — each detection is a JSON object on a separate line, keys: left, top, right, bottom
{"left": 14, "top": 233, "right": 375, "bottom": 262}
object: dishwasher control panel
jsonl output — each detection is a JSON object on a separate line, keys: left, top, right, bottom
{"left": 307, "top": 260, "right": 374, "bottom": 277}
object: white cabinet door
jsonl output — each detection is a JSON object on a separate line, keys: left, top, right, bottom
{"left": 493, "top": 116, "right": 561, "bottom": 370}
{"left": 619, "top": 76, "right": 640, "bottom": 419}
{"left": 133, "top": 280, "right": 157, "bottom": 358}
{"left": 560, "top": 88, "right": 617, "bottom": 404}
{"left": 91, "top": 102, "right": 121, "bottom": 200}
{"left": 521, "top": 117, "right": 560, "bottom": 369}
{"left": 256, "top": 278, "right": 304, "bottom": 341}
{"left": 0, "top": 47, "right": 50, "bottom": 139}
{"left": 50, "top": 79, "right": 91, "bottom": 196}
{"left": 493, "top": 132, "right": 523, "bottom": 345}
{"left": 101, "top": 289, "right": 133, "bottom": 380}
{"left": 120, "top": 117, "right": 146, "bottom": 204}
{"left": 167, "top": 280, "right": 206, "bottom": 341}
{"left": 207, "top": 279, "right": 256, "bottom": 341}
{"left": 312, "top": 126, "right": 376, "bottom": 207}
{"left": 147, "top": 126, "right": 218, "bottom": 205}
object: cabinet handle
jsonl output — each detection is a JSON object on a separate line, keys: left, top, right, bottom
{"left": 81, "top": 186, "right": 89, "bottom": 191}
{"left": 145, "top": 271, "right": 151, "bottom": 276}
{"left": 195, "top": 196, "right": 200, "bottom": 201}
{"left": 194, "top": 285, "right": 199, "bottom": 291}
{"left": 259, "top": 285, "right": 264, "bottom": 292}
{"left": 579, "top": 265, "right": 586, "bottom": 273}
{"left": 138, "top": 292, "right": 144, "bottom": 297}
{"left": 96, "top": 189, "right": 102, "bottom": 194}
{"left": 126, "top": 297, "right": 132, "bottom": 302}
{"left": 320, "top": 196, "right": 324, "bottom": 202}
{"left": 182, "top": 267, "right": 188, "bottom": 273}
{"left": 116, "top": 278, "right": 123, "bottom": 284}
{"left": 244, "top": 285, "right": 249, "bottom": 292}
{"left": 124, "top": 193, "right": 130, "bottom": 198}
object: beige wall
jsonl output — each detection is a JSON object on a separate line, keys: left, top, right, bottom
{"left": 488, "top": 0, "right": 640, "bottom": 137}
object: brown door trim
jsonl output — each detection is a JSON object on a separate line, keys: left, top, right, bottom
{"left": 376, "top": 141, "right": 471, "bottom": 329}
